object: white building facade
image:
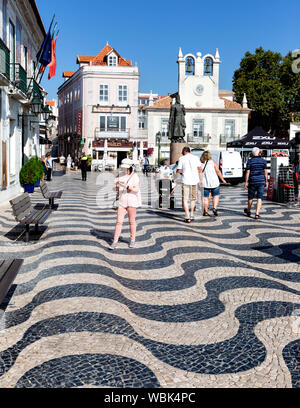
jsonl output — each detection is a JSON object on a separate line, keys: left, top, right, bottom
{"left": 139, "top": 48, "right": 250, "bottom": 165}
{"left": 58, "top": 44, "right": 140, "bottom": 169}
{"left": 0, "top": 0, "right": 46, "bottom": 204}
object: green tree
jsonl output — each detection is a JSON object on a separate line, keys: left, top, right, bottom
{"left": 233, "top": 47, "right": 300, "bottom": 137}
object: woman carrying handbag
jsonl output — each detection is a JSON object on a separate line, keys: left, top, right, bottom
{"left": 110, "top": 159, "right": 141, "bottom": 250}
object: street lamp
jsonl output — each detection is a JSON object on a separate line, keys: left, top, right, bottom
{"left": 156, "top": 132, "right": 161, "bottom": 166}
{"left": 42, "top": 104, "right": 51, "bottom": 122}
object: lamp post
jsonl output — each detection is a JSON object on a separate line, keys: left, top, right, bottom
{"left": 156, "top": 132, "right": 161, "bottom": 166}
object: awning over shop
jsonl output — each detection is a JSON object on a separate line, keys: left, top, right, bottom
{"left": 227, "top": 126, "right": 291, "bottom": 149}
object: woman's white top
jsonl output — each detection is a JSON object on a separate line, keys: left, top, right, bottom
{"left": 200, "top": 160, "right": 220, "bottom": 189}
{"left": 115, "top": 173, "right": 142, "bottom": 208}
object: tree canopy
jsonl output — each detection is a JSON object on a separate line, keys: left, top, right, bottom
{"left": 233, "top": 47, "right": 300, "bottom": 137}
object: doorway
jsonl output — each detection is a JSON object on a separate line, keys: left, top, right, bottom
{"left": 117, "top": 151, "right": 127, "bottom": 168}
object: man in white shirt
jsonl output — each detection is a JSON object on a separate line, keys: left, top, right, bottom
{"left": 176, "top": 147, "right": 201, "bottom": 222}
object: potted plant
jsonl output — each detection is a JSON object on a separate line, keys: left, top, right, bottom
{"left": 19, "top": 157, "right": 44, "bottom": 194}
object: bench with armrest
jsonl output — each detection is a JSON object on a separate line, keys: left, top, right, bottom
{"left": 40, "top": 181, "right": 63, "bottom": 209}
{"left": 10, "top": 193, "right": 52, "bottom": 242}
{"left": 0, "top": 259, "right": 23, "bottom": 306}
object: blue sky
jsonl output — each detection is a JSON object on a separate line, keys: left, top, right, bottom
{"left": 36, "top": 0, "right": 300, "bottom": 101}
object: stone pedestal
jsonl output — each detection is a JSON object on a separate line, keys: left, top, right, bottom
{"left": 170, "top": 143, "right": 185, "bottom": 165}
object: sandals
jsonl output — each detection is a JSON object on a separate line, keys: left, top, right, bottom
{"left": 203, "top": 211, "right": 210, "bottom": 217}
{"left": 244, "top": 208, "right": 251, "bottom": 217}
{"left": 212, "top": 208, "right": 218, "bottom": 216}
{"left": 184, "top": 218, "right": 192, "bottom": 223}
{"left": 255, "top": 214, "right": 260, "bottom": 220}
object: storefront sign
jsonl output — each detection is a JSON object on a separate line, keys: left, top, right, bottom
{"left": 93, "top": 139, "right": 133, "bottom": 149}
{"left": 77, "top": 110, "right": 82, "bottom": 135}
{"left": 92, "top": 105, "right": 131, "bottom": 114}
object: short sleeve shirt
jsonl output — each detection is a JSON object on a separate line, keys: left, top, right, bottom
{"left": 115, "top": 173, "right": 142, "bottom": 208}
{"left": 177, "top": 154, "right": 201, "bottom": 185}
{"left": 246, "top": 157, "right": 267, "bottom": 184}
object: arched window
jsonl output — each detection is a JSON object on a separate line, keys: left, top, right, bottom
{"left": 185, "top": 57, "right": 195, "bottom": 75}
{"left": 204, "top": 57, "right": 213, "bottom": 76}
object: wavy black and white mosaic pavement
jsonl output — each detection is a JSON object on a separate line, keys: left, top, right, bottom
{"left": 0, "top": 171, "right": 299, "bottom": 388}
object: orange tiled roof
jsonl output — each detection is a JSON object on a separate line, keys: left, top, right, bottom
{"left": 77, "top": 44, "right": 132, "bottom": 67}
{"left": 77, "top": 56, "right": 95, "bottom": 64}
{"left": 220, "top": 97, "right": 248, "bottom": 110}
{"left": 63, "top": 71, "right": 75, "bottom": 78}
{"left": 46, "top": 100, "right": 55, "bottom": 107}
{"left": 144, "top": 96, "right": 173, "bottom": 109}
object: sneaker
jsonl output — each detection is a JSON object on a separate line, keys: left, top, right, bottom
{"left": 109, "top": 242, "right": 118, "bottom": 250}
{"left": 129, "top": 241, "right": 136, "bottom": 248}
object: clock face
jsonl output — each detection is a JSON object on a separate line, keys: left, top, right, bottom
{"left": 194, "top": 84, "right": 204, "bottom": 96}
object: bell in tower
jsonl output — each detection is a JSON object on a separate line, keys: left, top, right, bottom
{"left": 185, "top": 57, "right": 195, "bottom": 75}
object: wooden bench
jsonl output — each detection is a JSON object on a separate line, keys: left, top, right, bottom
{"left": 10, "top": 193, "right": 52, "bottom": 242}
{"left": 40, "top": 181, "right": 63, "bottom": 209}
{"left": 0, "top": 259, "right": 23, "bottom": 306}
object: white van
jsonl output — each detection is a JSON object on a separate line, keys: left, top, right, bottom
{"left": 191, "top": 149, "right": 243, "bottom": 185}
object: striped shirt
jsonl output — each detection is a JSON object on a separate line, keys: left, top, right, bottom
{"left": 246, "top": 157, "right": 267, "bottom": 184}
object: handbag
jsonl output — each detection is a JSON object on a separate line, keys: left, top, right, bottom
{"left": 112, "top": 173, "right": 134, "bottom": 210}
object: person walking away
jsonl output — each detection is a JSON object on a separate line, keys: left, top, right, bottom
{"left": 66, "top": 155, "right": 72, "bottom": 172}
{"left": 110, "top": 159, "right": 141, "bottom": 250}
{"left": 80, "top": 155, "right": 88, "bottom": 181}
{"left": 244, "top": 147, "right": 268, "bottom": 219}
{"left": 176, "top": 147, "right": 202, "bottom": 223}
{"left": 200, "top": 151, "right": 227, "bottom": 217}
{"left": 41, "top": 156, "right": 47, "bottom": 181}
{"left": 142, "top": 154, "right": 149, "bottom": 176}
{"left": 45, "top": 153, "right": 57, "bottom": 181}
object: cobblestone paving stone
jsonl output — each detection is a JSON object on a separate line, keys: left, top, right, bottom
{"left": 0, "top": 170, "right": 299, "bottom": 388}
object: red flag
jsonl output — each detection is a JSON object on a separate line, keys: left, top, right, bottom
{"left": 48, "top": 36, "right": 57, "bottom": 80}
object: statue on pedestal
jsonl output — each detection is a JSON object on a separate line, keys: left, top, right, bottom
{"left": 168, "top": 93, "right": 186, "bottom": 143}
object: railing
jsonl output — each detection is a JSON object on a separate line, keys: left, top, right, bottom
{"left": 0, "top": 38, "right": 10, "bottom": 80}
{"left": 220, "top": 134, "right": 240, "bottom": 145}
{"left": 11, "top": 63, "right": 27, "bottom": 94}
{"left": 187, "top": 133, "right": 210, "bottom": 144}
{"left": 28, "top": 77, "right": 42, "bottom": 100}
{"left": 94, "top": 127, "right": 130, "bottom": 139}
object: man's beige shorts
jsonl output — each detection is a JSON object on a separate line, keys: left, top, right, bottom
{"left": 182, "top": 184, "right": 197, "bottom": 202}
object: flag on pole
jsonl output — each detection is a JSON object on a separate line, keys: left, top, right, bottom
{"left": 36, "top": 21, "right": 53, "bottom": 67}
{"left": 48, "top": 36, "right": 57, "bottom": 80}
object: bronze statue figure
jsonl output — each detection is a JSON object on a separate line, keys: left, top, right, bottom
{"left": 168, "top": 93, "right": 186, "bottom": 143}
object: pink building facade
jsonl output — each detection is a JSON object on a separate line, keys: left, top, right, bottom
{"left": 57, "top": 44, "right": 139, "bottom": 168}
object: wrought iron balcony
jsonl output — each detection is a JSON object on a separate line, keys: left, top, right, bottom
{"left": 10, "top": 63, "right": 27, "bottom": 94}
{"left": 94, "top": 127, "right": 130, "bottom": 139}
{"left": 0, "top": 38, "right": 10, "bottom": 81}
{"left": 187, "top": 133, "right": 210, "bottom": 144}
{"left": 220, "top": 134, "right": 240, "bottom": 145}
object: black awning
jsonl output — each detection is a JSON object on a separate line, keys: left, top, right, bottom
{"left": 39, "top": 136, "right": 52, "bottom": 145}
{"left": 227, "top": 126, "right": 291, "bottom": 149}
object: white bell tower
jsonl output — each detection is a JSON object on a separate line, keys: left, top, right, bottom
{"left": 177, "top": 48, "right": 224, "bottom": 109}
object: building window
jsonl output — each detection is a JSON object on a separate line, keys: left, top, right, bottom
{"left": 118, "top": 85, "right": 128, "bottom": 102}
{"left": 99, "top": 115, "right": 126, "bottom": 131}
{"left": 108, "top": 55, "right": 117, "bottom": 66}
{"left": 99, "top": 84, "right": 109, "bottom": 102}
{"left": 224, "top": 119, "right": 235, "bottom": 138}
{"left": 193, "top": 119, "right": 204, "bottom": 137}
{"left": 204, "top": 57, "right": 213, "bottom": 76}
{"left": 161, "top": 119, "right": 169, "bottom": 138}
{"left": 138, "top": 110, "right": 147, "bottom": 129}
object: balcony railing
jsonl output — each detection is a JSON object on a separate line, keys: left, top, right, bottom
{"left": 0, "top": 38, "right": 10, "bottom": 80}
{"left": 187, "top": 133, "right": 210, "bottom": 144}
{"left": 28, "top": 77, "right": 42, "bottom": 100}
{"left": 220, "top": 134, "right": 240, "bottom": 145}
{"left": 94, "top": 127, "right": 130, "bottom": 139}
{"left": 11, "top": 63, "right": 27, "bottom": 94}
